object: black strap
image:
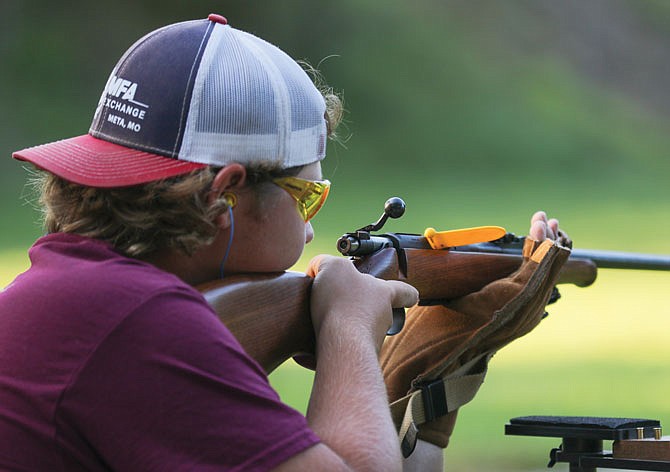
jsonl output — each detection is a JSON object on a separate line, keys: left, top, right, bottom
{"left": 419, "top": 378, "right": 448, "bottom": 423}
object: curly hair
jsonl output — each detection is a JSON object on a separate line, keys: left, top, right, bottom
{"left": 36, "top": 88, "right": 343, "bottom": 258}
{"left": 37, "top": 168, "right": 225, "bottom": 257}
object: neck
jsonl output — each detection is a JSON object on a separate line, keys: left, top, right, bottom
{"left": 140, "top": 247, "right": 218, "bottom": 287}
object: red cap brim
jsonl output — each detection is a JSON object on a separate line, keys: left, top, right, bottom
{"left": 12, "top": 134, "right": 207, "bottom": 187}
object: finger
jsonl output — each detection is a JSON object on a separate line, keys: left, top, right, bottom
{"left": 385, "top": 280, "right": 419, "bottom": 309}
{"left": 529, "top": 219, "right": 547, "bottom": 241}
{"left": 306, "top": 254, "right": 328, "bottom": 277}
{"left": 530, "top": 210, "right": 548, "bottom": 226}
{"left": 547, "top": 218, "right": 560, "bottom": 241}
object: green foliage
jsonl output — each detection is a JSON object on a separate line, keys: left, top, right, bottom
{"left": 3, "top": 1, "right": 670, "bottom": 251}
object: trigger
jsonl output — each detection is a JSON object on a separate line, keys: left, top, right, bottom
{"left": 424, "top": 226, "right": 506, "bottom": 249}
{"left": 386, "top": 307, "right": 405, "bottom": 336}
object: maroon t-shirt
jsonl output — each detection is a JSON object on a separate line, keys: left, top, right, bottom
{"left": 0, "top": 233, "right": 319, "bottom": 471}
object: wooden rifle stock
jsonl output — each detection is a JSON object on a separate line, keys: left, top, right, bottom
{"left": 200, "top": 195, "right": 667, "bottom": 372}
{"left": 199, "top": 272, "right": 313, "bottom": 374}
{"left": 199, "top": 248, "right": 597, "bottom": 373}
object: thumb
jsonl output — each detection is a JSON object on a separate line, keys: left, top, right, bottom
{"left": 306, "top": 255, "right": 327, "bottom": 278}
{"left": 386, "top": 279, "right": 419, "bottom": 309}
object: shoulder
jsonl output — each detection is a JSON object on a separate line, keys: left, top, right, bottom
{"left": 105, "top": 286, "right": 254, "bottom": 372}
{"left": 58, "top": 285, "right": 319, "bottom": 471}
{"left": 24, "top": 232, "right": 209, "bottom": 320}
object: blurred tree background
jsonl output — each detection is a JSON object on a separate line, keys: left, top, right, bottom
{"left": 2, "top": 1, "right": 669, "bottom": 470}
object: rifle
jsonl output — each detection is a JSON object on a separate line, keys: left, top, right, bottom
{"left": 199, "top": 198, "right": 670, "bottom": 374}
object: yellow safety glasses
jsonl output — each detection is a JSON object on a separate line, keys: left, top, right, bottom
{"left": 272, "top": 176, "right": 331, "bottom": 222}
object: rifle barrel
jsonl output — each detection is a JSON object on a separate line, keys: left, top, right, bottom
{"left": 459, "top": 242, "right": 670, "bottom": 271}
{"left": 570, "top": 249, "right": 670, "bottom": 271}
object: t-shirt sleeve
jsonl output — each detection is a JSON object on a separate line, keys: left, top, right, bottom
{"left": 56, "top": 287, "right": 320, "bottom": 472}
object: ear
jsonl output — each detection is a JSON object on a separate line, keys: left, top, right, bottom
{"left": 209, "top": 163, "right": 247, "bottom": 200}
{"left": 208, "top": 163, "right": 248, "bottom": 228}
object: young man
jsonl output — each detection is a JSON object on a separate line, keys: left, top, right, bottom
{"left": 0, "top": 14, "right": 569, "bottom": 471}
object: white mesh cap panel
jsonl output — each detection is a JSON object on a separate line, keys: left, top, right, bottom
{"left": 179, "top": 24, "right": 328, "bottom": 167}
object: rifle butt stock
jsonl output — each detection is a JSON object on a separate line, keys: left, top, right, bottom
{"left": 199, "top": 272, "right": 314, "bottom": 374}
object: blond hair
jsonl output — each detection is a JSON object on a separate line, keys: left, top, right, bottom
{"left": 36, "top": 90, "right": 343, "bottom": 257}
{"left": 38, "top": 168, "right": 225, "bottom": 257}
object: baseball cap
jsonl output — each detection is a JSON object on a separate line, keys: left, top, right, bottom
{"left": 13, "top": 14, "right": 328, "bottom": 188}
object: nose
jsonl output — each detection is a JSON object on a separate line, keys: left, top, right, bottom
{"left": 305, "top": 222, "right": 314, "bottom": 244}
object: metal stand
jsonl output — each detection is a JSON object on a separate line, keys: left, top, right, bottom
{"left": 552, "top": 437, "right": 603, "bottom": 472}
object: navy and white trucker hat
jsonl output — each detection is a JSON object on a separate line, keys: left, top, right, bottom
{"left": 13, "top": 14, "right": 328, "bottom": 187}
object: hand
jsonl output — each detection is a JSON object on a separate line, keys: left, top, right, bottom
{"left": 306, "top": 255, "right": 418, "bottom": 347}
{"left": 382, "top": 214, "right": 573, "bottom": 455}
{"left": 529, "top": 211, "right": 572, "bottom": 248}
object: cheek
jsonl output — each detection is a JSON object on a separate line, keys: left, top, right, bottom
{"left": 267, "top": 216, "right": 307, "bottom": 269}
{"left": 239, "top": 201, "right": 306, "bottom": 272}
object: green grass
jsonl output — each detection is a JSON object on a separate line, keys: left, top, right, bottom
{"left": 0, "top": 250, "right": 30, "bottom": 287}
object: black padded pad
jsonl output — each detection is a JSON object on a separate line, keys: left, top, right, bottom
{"left": 506, "top": 415, "right": 661, "bottom": 440}
{"left": 510, "top": 416, "right": 660, "bottom": 430}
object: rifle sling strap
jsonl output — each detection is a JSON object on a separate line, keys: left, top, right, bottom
{"left": 391, "top": 353, "right": 491, "bottom": 458}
